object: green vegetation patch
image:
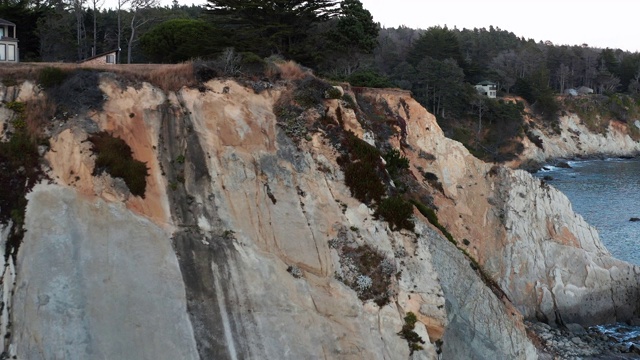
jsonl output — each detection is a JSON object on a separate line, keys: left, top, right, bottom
{"left": 398, "top": 312, "right": 426, "bottom": 354}
{"left": 346, "top": 70, "right": 395, "bottom": 88}
{"left": 6, "top": 101, "right": 27, "bottom": 130}
{"left": 383, "top": 148, "right": 410, "bottom": 179}
{"left": 333, "top": 241, "right": 395, "bottom": 307}
{"left": 0, "top": 105, "right": 44, "bottom": 260}
{"left": 376, "top": 196, "right": 415, "bottom": 231}
{"left": 340, "top": 132, "right": 386, "bottom": 204}
{"left": 38, "top": 66, "right": 68, "bottom": 89}
{"left": 563, "top": 94, "right": 640, "bottom": 141}
{"left": 88, "top": 132, "right": 149, "bottom": 198}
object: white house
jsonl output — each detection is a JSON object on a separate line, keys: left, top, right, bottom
{"left": 475, "top": 81, "right": 497, "bottom": 98}
{"left": 0, "top": 18, "right": 19, "bottom": 63}
{"left": 576, "top": 86, "right": 594, "bottom": 95}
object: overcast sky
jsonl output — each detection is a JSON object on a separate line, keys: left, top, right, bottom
{"left": 131, "top": 0, "right": 638, "bottom": 52}
{"left": 360, "top": 0, "right": 639, "bottom": 52}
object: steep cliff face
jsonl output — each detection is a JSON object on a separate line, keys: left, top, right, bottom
{"left": 0, "top": 72, "right": 637, "bottom": 359}
{"left": 355, "top": 90, "right": 640, "bottom": 328}
{"left": 516, "top": 114, "right": 640, "bottom": 167}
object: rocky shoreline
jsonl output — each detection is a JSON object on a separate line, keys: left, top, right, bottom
{"left": 519, "top": 153, "right": 640, "bottom": 173}
{"left": 528, "top": 321, "right": 640, "bottom": 359}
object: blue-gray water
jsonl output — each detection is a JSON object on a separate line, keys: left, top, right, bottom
{"left": 537, "top": 158, "right": 640, "bottom": 265}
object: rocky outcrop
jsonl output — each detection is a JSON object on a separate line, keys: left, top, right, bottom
{"left": 1, "top": 71, "right": 639, "bottom": 359}
{"left": 492, "top": 168, "right": 640, "bottom": 326}
{"left": 355, "top": 90, "right": 640, "bottom": 327}
{"left": 515, "top": 114, "right": 640, "bottom": 168}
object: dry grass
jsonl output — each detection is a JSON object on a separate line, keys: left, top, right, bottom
{"left": 0, "top": 62, "right": 196, "bottom": 92}
{"left": 277, "top": 60, "right": 309, "bottom": 81}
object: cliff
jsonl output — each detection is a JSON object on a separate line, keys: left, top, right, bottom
{"left": 0, "top": 67, "right": 638, "bottom": 359}
{"left": 515, "top": 113, "right": 640, "bottom": 168}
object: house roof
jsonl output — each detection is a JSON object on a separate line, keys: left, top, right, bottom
{"left": 477, "top": 80, "right": 496, "bottom": 86}
{"left": 0, "top": 19, "right": 16, "bottom": 27}
{"left": 78, "top": 49, "right": 119, "bottom": 63}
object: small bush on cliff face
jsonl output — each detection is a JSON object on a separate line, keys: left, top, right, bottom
{"left": 411, "top": 200, "right": 456, "bottom": 245}
{"left": 340, "top": 132, "right": 386, "bottom": 204}
{"left": 333, "top": 241, "right": 394, "bottom": 307}
{"left": 375, "top": 196, "right": 414, "bottom": 231}
{"left": 293, "top": 76, "right": 332, "bottom": 108}
{"left": 344, "top": 161, "right": 386, "bottom": 204}
{"left": 383, "top": 148, "right": 410, "bottom": 179}
{"left": 398, "top": 312, "right": 425, "bottom": 354}
{"left": 347, "top": 70, "right": 394, "bottom": 88}
{"left": 38, "top": 66, "right": 68, "bottom": 89}
{"left": 89, "top": 132, "right": 149, "bottom": 198}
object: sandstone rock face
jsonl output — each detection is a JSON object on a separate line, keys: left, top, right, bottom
{"left": 12, "top": 185, "right": 199, "bottom": 360}
{"left": 3, "top": 75, "right": 640, "bottom": 359}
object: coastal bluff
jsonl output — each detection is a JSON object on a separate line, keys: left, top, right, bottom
{"left": 0, "top": 70, "right": 638, "bottom": 359}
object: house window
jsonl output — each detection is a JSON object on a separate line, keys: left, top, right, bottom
{"left": 0, "top": 44, "right": 5, "bottom": 61}
{"left": 106, "top": 54, "right": 115, "bottom": 64}
{"left": 7, "top": 45, "right": 14, "bottom": 61}
{"left": 0, "top": 28, "right": 4, "bottom": 38}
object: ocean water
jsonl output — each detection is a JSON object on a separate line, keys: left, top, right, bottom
{"left": 536, "top": 158, "right": 640, "bottom": 265}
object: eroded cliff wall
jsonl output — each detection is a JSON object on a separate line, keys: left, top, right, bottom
{"left": 0, "top": 72, "right": 637, "bottom": 359}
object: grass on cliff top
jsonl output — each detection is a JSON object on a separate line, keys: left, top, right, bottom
{"left": 88, "top": 132, "right": 149, "bottom": 198}
{"left": 0, "top": 62, "right": 197, "bottom": 92}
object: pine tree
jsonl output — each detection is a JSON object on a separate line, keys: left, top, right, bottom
{"left": 205, "top": 0, "right": 339, "bottom": 60}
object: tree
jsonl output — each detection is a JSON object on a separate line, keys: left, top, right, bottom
{"left": 325, "top": 0, "right": 378, "bottom": 75}
{"left": 491, "top": 50, "right": 518, "bottom": 93}
{"left": 407, "top": 26, "right": 464, "bottom": 69}
{"left": 205, "top": 0, "right": 339, "bottom": 61}
{"left": 126, "top": 0, "right": 158, "bottom": 63}
{"left": 72, "top": 0, "right": 87, "bottom": 60}
{"left": 415, "top": 57, "right": 465, "bottom": 118}
{"left": 472, "top": 95, "right": 487, "bottom": 135}
{"left": 89, "top": 0, "right": 103, "bottom": 55}
{"left": 140, "top": 19, "right": 226, "bottom": 63}
{"left": 116, "top": 0, "right": 129, "bottom": 63}
{"left": 556, "top": 63, "right": 570, "bottom": 94}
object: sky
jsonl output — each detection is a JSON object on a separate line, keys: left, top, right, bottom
{"left": 119, "top": 0, "right": 639, "bottom": 52}
{"left": 360, "top": 0, "right": 640, "bottom": 52}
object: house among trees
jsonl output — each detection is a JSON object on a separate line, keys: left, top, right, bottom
{"left": 475, "top": 81, "right": 497, "bottom": 98}
{"left": 79, "top": 49, "right": 119, "bottom": 65}
{"left": 0, "top": 18, "right": 19, "bottom": 62}
{"left": 576, "top": 86, "right": 594, "bottom": 95}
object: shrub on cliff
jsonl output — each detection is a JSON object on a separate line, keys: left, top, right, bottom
{"left": 398, "top": 312, "right": 425, "bottom": 354}
{"left": 346, "top": 70, "right": 395, "bottom": 88}
{"left": 89, "top": 132, "right": 149, "bottom": 198}
{"left": 383, "top": 148, "right": 410, "bottom": 179}
{"left": 38, "top": 67, "right": 68, "bottom": 89}
{"left": 339, "top": 132, "right": 386, "bottom": 204}
{"left": 332, "top": 241, "right": 394, "bottom": 306}
{"left": 375, "top": 196, "right": 414, "bottom": 231}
